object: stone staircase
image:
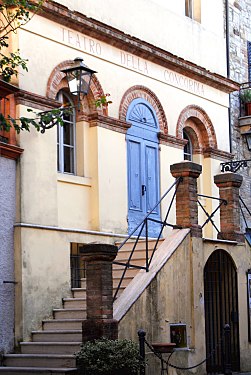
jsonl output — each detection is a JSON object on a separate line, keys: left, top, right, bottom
{"left": 0, "top": 239, "right": 161, "bottom": 374}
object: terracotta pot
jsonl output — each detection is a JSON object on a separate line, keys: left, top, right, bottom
{"left": 245, "top": 102, "right": 251, "bottom": 116}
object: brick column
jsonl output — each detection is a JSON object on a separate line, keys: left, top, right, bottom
{"left": 170, "top": 161, "right": 202, "bottom": 237}
{"left": 214, "top": 173, "right": 244, "bottom": 242}
{"left": 80, "top": 243, "right": 118, "bottom": 342}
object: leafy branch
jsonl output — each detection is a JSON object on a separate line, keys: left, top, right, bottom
{"left": 0, "top": 107, "right": 73, "bottom": 134}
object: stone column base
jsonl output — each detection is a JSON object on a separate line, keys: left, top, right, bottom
{"left": 82, "top": 319, "right": 118, "bottom": 342}
{"left": 218, "top": 231, "right": 245, "bottom": 243}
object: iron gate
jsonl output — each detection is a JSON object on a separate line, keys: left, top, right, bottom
{"left": 204, "top": 250, "right": 240, "bottom": 373}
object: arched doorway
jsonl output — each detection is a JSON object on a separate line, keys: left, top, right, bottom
{"left": 126, "top": 98, "right": 161, "bottom": 237}
{"left": 204, "top": 250, "right": 240, "bottom": 373}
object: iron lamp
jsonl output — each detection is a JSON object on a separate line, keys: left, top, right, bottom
{"left": 61, "top": 57, "right": 97, "bottom": 104}
{"left": 243, "top": 129, "right": 251, "bottom": 151}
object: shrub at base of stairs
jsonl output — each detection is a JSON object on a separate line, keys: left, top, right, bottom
{"left": 75, "top": 337, "right": 144, "bottom": 375}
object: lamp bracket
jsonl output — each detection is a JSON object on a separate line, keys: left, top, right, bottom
{"left": 221, "top": 159, "right": 251, "bottom": 173}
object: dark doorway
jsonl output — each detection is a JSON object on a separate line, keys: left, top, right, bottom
{"left": 204, "top": 249, "right": 240, "bottom": 373}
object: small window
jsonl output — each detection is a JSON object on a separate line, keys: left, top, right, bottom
{"left": 185, "top": 0, "right": 201, "bottom": 22}
{"left": 183, "top": 130, "right": 193, "bottom": 161}
{"left": 57, "top": 90, "right": 76, "bottom": 174}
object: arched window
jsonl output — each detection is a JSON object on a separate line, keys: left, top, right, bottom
{"left": 56, "top": 90, "right": 76, "bottom": 174}
{"left": 183, "top": 129, "right": 193, "bottom": 161}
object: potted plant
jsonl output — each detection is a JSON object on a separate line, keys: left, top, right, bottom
{"left": 240, "top": 89, "right": 251, "bottom": 116}
{"left": 75, "top": 337, "right": 144, "bottom": 375}
{"left": 94, "top": 92, "right": 112, "bottom": 116}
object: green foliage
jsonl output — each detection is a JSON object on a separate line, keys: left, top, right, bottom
{"left": 0, "top": 107, "right": 72, "bottom": 133}
{"left": 0, "top": 0, "right": 43, "bottom": 82}
{"left": 0, "top": 0, "right": 66, "bottom": 134}
{"left": 94, "top": 92, "right": 112, "bottom": 109}
{"left": 75, "top": 337, "right": 144, "bottom": 375}
{"left": 240, "top": 89, "right": 251, "bottom": 103}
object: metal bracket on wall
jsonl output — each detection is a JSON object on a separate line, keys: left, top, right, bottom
{"left": 221, "top": 159, "right": 251, "bottom": 173}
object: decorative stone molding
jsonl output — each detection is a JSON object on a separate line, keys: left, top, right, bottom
{"left": 214, "top": 172, "right": 244, "bottom": 242}
{"left": 15, "top": 90, "right": 60, "bottom": 111}
{"left": 119, "top": 85, "right": 168, "bottom": 134}
{"left": 176, "top": 105, "right": 218, "bottom": 151}
{"left": 88, "top": 112, "right": 131, "bottom": 134}
{"left": 158, "top": 132, "right": 187, "bottom": 149}
{"left": 0, "top": 142, "right": 23, "bottom": 160}
{"left": 203, "top": 147, "right": 234, "bottom": 161}
{"left": 38, "top": 1, "right": 239, "bottom": 93}
{"left": 170, "top": 161, "right": 202, "bottom": 238}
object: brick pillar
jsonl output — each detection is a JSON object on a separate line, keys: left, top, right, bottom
{"left": 170, "top": 161, "right": 202, "bottom": 237}
{"left": 80, "top": 243, "right": 118, "bottom": 342}
{"left": 214, "top": 173, "right": 244, "bottom": 242}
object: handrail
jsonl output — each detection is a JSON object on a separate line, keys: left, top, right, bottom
{"left": 197, "top": 194, "right": 227, "bottom": 236}
{"left": 239, "top": 196, "right": 251, "bottom": 229}
{"left": 113, "top": 177, "right": 182, "bottom": 301}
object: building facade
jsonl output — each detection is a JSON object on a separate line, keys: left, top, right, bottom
{"left": 0, "top": 0, "right": 251, "bottom": 374}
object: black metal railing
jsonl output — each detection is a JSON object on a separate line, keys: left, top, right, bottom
{"left": 239, "top": 196, "right": 251, "bottom": 229}
{"left": 239, "top": 197, "right": 251, "bottom": 246}
{"left": 113, "top": 177, "right": 182, "bottom": 301}
{"left": 239, "top": 81, "right": 251, "bottom": 117}
{"left": 138, "top": 325, "right": 232, "bottom": 375}
{"left": 197, "top": 194, "right": 227, "bottom": 237}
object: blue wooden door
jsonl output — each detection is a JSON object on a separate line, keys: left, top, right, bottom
{"left": 126, "top": 99, "right": 161, "bottom": 237}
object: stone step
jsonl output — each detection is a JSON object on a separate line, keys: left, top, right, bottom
{"left": 31, "top": 331, "right": 82, "bottom": 342}
{"left": 20, "top": 342, "right": 81, "bottom": 355}
{"left": 62, "top": 298, "right": 86, "bottom": 309}
{"left": 115, "top": 239, "right": 161, "bottom": 252}
{"left": 113, "top": 275, "right": 136, "bottom": 288}
{"left": 0, "top": 367, "right": 77, "bottom": 374}
{"left": 112, "top": 267, "right": 139, "bottom": 278}
{"left": 71, "top": 288, "right": 86, "bottom": 298}
{"left": 53, "top": 309, "right": 86, "bottom": 320}
{"left": 42, "top": 319, "right": 84, "bottom": 331}
{"left": 3, "top": 355, "right": 75, "bottom": 368}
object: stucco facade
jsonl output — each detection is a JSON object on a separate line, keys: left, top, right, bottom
{"left": 12, "top": 0, "right": 238, "bottom": 340}
{"left": 1, "top": 1, "right": 251, "bottom": 374}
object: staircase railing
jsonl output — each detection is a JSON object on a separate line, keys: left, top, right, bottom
{"left": 113, "top": 177, "right": 182, "bottom": 301}
{"left": 197, "top": 194, "right": 227, "bottom": 237}
{"left": 239, "top": 196, "right": 251, "bottom": 229}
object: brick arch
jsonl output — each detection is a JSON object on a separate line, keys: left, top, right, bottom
{"left": 46, "top": 60, "right": 105, "bottom": 113}
{"left": 176, "top": 105, "right": 217, "bottom": 150}
{"left": 119, "top": 85, "right": 168, "bottom": 134}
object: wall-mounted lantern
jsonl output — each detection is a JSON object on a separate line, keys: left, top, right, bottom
{"left": 61, "top": 57, "right": 97, "bottom": 106}
{"left": 243, "top": 129, "right": 251, "bottom": 151}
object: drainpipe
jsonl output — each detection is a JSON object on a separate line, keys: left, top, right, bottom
{"left": 226, "top": 0, "right": 233, "bottom": 153}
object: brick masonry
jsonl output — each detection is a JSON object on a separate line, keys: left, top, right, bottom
{"left": 214, "top": 172, "right": 245, "bottom": 242}
{"left": 119, "top": 85, "right": 168, "bottom": 134}
{"left": 170, "top": 161, "right": 202, "bottom": 237}
{"left": 80, "top": 243, "right": 119, "bottom": 341}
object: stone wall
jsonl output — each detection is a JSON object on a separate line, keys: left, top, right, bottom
{"left": 228, "top": 0, "right": 251, "bottom": 228}
{"left": 0, "top": 156, "right": 16, "bottom": 354}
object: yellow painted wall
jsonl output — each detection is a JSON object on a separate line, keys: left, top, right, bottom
{"left": 12, "top": 6, "right": 236, "bottom": 341}
{"left": 118, "top": 234, "right": 251, "bottom": 374}
{"left": 54, "top": 0, "right": 226, "bottom": 76}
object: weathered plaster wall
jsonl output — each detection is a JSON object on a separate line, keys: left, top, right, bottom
{"left": 0, "top": 156, "right": 16, "bottom": 353}
{"left": 55, "top": 0, "right": 227, "bottom": 76}
{"left": 118, "top": 233, "right": 251, "bottom": 374}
